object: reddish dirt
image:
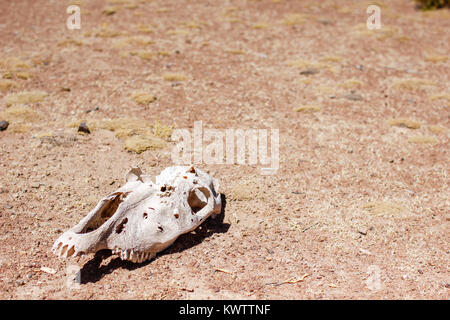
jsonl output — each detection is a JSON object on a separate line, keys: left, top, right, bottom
{"left": 0, "top": 0, "right": 449, "bottom": 299}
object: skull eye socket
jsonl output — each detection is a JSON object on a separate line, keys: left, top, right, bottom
{"left": 187, "top": 187, "right": 210, "bottom": 213}
{"left": 80, "top": 192, "right": 130, "bottom": 234}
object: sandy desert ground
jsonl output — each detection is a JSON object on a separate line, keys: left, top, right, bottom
{"left": 0, "top": 0, "right": 449, "bottom": 299}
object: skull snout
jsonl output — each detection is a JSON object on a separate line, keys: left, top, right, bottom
{"left": 53, "top": 191, "right": 131, "bottom": 258}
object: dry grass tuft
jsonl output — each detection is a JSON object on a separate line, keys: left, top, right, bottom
{"left": 167, "top": 29, "right": 189, "bottom": 36}
{"left": 152, "top": 120, "right": 173, "bottom": 140}
{"left": 94, "top": 24, "right": 124, "bottom": 38}
{"left": 388, "top": 118, "right": 421, "bottom": 129}
{"left": 350, "top": 24, "right": 402, "bottom": 41}
{"left": 57, "top": 39, "right": 84, "bottom": 47}
{"left": 98, "top": 118, "right": 152, "bottom": 137}
{"left": 429, "top": 93, "right": 450, "bottom": 102}
{"left": 7, "top": 123, "right": 33, "bottom": 133}
{"left": 130, "top": 50, "right": 153, "bottom": 60}
{"left": 102, "top": 6, "right": 118, "bottom": 15}
{"left": 428, "top": 125, "right": 446, "bottom": 134}
{"left": 35, "top": 131, "right": 54, "bottom": 139}
{"left": 339, "top": 79, "right": 363, "bottom": 89}
{"left": 361, "top": 201, "right": 406, "bottom": 216}
{"left": 226, "top": 49, "right": 246, "bottom": 55}
{"left": 315, "top": 86, "right": 335, "bottom": 95}
{"left": 294, "top": 105, "right": 321, "bottom": 113}
{"left": 123, "top": 135, "right": 166, "bottom": 153}
{"left": 69, "top": 118, "right": 173, "bottom": 151}
{"left": 424, "top": 54, "right": 448, "bottom": 63}
{"left": 163, "top": 73, "right": 187, "bottom": 81}
{"left": 282, "top": 13, "right": 308, "bottom": 25}
{"left": 2, "top": 71, "right": 13, "bottom": 79}
{"left": 180, "top": 21, "right": 203, "bottom": 29}
{"left": 408, "top": 135, "right": 438, "bottom": 144}
{"left": 0, "top": 79, "right": 17, "bottom": 92}
{"left": 5, "top": 91, "right": 47, "bottom": 106}
{"left": 0, "top": 105, "right": 42, "bottom": 123}
{"left": 0, "top": 57, "right": 31, "bottom": 71}
{"left": 131, "top": 91, "right": 157, "bottom": 105}
{"left": 287, "top": 59, "right": 335, "bottom": 74}
{"left": 16, "top": 72, "right": 33, "bottom": 80}
{"left": 319, "top": 55, "right": 342, "bottom": 63}
{"left": 229, "top": 183, "right": 258, "bottom": 201}
{"left": 136, "top": 24, "right": 153, "bottom": 33}
{"left": 157, "top": 51, "right": 170, "bottom": 57}
{"left": 392, "top": 78, "right": 434, "bottom": 91}
{"left": 157, "top": 8, "right": 170, "bottom": 13}
{"left": 252, "top": 22, "right": 269, "bottom": 29}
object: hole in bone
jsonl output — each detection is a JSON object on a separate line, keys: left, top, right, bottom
{"left": 187, "top": 187, "right": 210, "bottom": 213}
{"left": 61, "top": 244, "right": 68, "bottom": 256}
{"left": 80, "top": 191, "right": 130, "bottom": 234}
{"left": 187, "top": 166, "right": 196, "bottom": 174}
{"left": 143, "top": 212, "right": 148, "bottom": 219}
{"left": 174, "top": 213, "right": 179, "bottom": 219}
{"left": 115, "top": 217, "right": 128, "bottom": 234}
{"left": 157, "top": 224, "right": 164, "bottom": 232}
{"left": 160, "top": 186, "right": 167, "bottom": 192}
{"left": 67, "top": 246, "right": 75, "bottom": 257}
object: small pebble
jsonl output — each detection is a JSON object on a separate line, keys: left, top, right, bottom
{"left": 78, "top": 122, "right": 90, "bottom": 134}
{"left": 85, "top": 107, "right": 99, "bottom": 113}
{"left": 300, "top": 68, "right": 319, "bottom": 76}
{"left": 15, "top": 279, "right": 25, "bottom": 286}
{"left": 0, "top": 120, "right": 9, "bottom": 131}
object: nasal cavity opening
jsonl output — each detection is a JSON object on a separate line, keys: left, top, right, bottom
{"left": 188, "top": 187, "right": 210, "bottom": 213}
{"left": 80, "top": 192, "right": 130, "bottom": 234}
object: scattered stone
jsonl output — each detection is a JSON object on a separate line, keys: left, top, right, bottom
{"left": 0, "top": 120, "right": 9, "bottom": 131}
{"left": 40, "top": 266, "right": 56, "bottom": 274}
{"left": 31, "top": 182, "right": 43, "bottom": 189}
{"left": 5, "top": 204, "right": 13, "bottom": 209}
{"left": 77, "top": 122, "right": 90, "bottom": 134}
{"left": 15, "top": 279, "right": 25, "bottom": 286}
{"left": 317, "top": 19, "right": 333, "bottom": 25}
{"left": 344, "top": 93, "right": 363, "bottom": 101}
{"left": 355, "top": 64, "right": 364, "bottom": 71}
{"left": 61, "top": 87, "right": 71, "bottom": 92}
{"left": 300, "top": 68, "right": 319, "bottom": 76}
{"left": 85, "top": 107, "right": 99, "bottom": 113}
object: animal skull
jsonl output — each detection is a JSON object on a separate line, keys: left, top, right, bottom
{"left": 53, "top": 166, "right": 222, "bottom": 263}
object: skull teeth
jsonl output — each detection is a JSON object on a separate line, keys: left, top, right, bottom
{"left": 113, "top": 248, "right": 154, "bottom": 263}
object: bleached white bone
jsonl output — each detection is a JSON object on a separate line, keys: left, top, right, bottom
{"left": 52, "top": 166, "right": 221, "bottom": 263}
